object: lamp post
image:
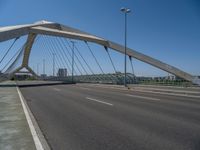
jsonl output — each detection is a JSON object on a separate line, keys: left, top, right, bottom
{"left": 43, "top": 59, "right": 45, "bottom": 75}
{"left": 71, "top": 41, "right": 75, "bottom": 83}
{"left": 37, "top": 63, "right": 39, "bottom": 75}
{"left": 121, "top": 7, "right": 131, "bottom": 87}
{"left": 53, "top": 53, "right": 55, "bottom": 76}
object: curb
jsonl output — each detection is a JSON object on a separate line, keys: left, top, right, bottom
{"left": 79, "top": 84, "right": 200, "bottom": 98}
{"left": 17, "top": 87, "right": 51, "bottom": 150}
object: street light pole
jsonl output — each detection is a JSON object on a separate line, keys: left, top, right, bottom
{"left": 71, "top": 41, "right": 75, "bottom": 83}
{"left": 43, "top": 59, "right": 45, "bottom": 75}
{"left": 121, "top": 7, "right": 131, "bottom": 87}
{"left": 53, "top": 53, "right": 55, "bottom": 76}
{"left": 37, "top": 63, "right": 39, "bottom": 75}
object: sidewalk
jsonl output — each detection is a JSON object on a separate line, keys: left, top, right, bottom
{"left": 0, "top": 81, "right": 36, "bottom": 150}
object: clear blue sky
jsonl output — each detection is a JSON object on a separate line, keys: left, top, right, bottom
{"left": 0, "top": 0, "right": 199, "bottom": 76}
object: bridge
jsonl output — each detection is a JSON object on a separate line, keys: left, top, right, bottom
{"left": 0, "top": 21, "right": 200, "bottom": 150}
{"left": 0, "top": 20, "right": 200, "bottom": 85}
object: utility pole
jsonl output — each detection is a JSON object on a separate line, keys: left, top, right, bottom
{"left": 121, "top": 7, "right": 131, "bottom": 87}
{"left": 53, "top": 53, "right": 55, "bottom": 76}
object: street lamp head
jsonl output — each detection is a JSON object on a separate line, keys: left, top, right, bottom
{"left": 120, "top": 7, "right": 131, "bottom": 13}
{"left": 121, "top": 7, "right": 126, "bottom": 12}
{"left": 126, "top": 8, "right": 131, "bottom": 13}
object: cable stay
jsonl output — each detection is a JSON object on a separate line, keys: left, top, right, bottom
{"left": 104, "top": 46, "right": 123, "bottom": 84}
{"left": 51, "top": 37, "right": 75, "bottom": 75}
{"left": 46, "top": 35, "right": 85, "bottom": 81}
{"left": 37, "top": 36, "right": 58, "bottom": 76}
{"left": 84, "top": 41, "right": 110, "bottom": 82}
{"left": 56, "top": 37, "right": 92, "bottom": 81}
{"left": 104, "top": 46, "right": 117, "bottom": 73}
{"left": 62, "top": 38, "right": 93, "bottom": 75}
{"left": 0, "top": 44, "right": 24, "bottom": 76}
{"left": 63, "top": 38, "right": 105, "bottom": 82}
{"left": 44, "top": 36, "right": 77, "bottom": 78}
{"left": 40, "top": 36, "right": 67, "bottom": 77}
{"left": 62, "top": 38, "right": 101, "bottom": 81}
{"left": 84, "top": 41, "right": 105, "bottom": 74}
{"left": 42, "top": 36, "right": 72, "bottom": 76}
{"left": 0, "top": 37, "right": 19, "bottom": 65}
{"left": 53, "top": 37, "right": 83, "bottom": 78}
{"left": 55, "top": 37, "right": 88, "bottom": 81}
{"left": 1, "top": 47, "right": 22, "bottom": 72}
{"left": 129, "top": 56, "right": 135, "bottom": 75}
{"left": 6, "top": 36, "right": 42, "bottom": 75}
{"left": 4, "top": 43, "right": 25, "bottom": 74}
{"left": 44, "top": 36, "right": 73, "bottom": 75}
{"left": 44, "top": 36, "right": 78, "bottom": 81}
{"left": 58, "top": 37, "right": 88, "bottom": 75}
{"left": 54, "top": 37, "right": 83, "bottom": 76}
{"left": 129, "top": 56, "right": 137, "bottom": 83}
{"left": 49, "top": 37, "right": 71, "bottom": 71}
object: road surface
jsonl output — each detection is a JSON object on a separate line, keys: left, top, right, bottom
{"left": 20, "top": 84, "right": 200, "bottom": 150}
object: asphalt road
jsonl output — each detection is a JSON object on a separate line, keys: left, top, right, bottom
{"left": 19, "top": 84, "right": 200, "bottom": 150}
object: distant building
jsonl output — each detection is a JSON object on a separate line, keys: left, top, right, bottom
{"left": 41, "top": 74, "right": 47, "bottom": 78}
{"left": 164, "top": 75, "right": 176, "bottom": 80}
{"left": 57, "top": 68, "right": 67, "bottom": 77}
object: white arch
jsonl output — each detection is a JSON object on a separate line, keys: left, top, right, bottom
{"left": 0, "top": 20, "right": 199, "bottom": 85}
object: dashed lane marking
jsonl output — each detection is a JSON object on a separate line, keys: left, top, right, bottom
{"left": 86, "top": 97, "right": 113, "bottom": 106}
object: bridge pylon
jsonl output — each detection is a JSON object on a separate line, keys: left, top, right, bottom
{"left": 10, "top": 33, "right": 38, "bottom": 79}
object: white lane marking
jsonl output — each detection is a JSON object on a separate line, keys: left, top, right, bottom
{"left": 53, "top": 88, "right": 61, "bottom": 91}
{"left": 85, "top": 97, "right": 113, "bottom": 106}
{"left": 17, "top": 87, "right": 44, "bottom": 150}
{"left": 126, "top": 94, "right": 160, "bottom": 101}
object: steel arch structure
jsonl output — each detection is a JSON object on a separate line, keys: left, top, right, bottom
{"left": 0, "top": 20, "right": 199, "bottom": 85}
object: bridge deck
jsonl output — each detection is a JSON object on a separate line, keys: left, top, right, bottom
{"left": 19, "top": 83, "right": 200, "bottom": 150}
